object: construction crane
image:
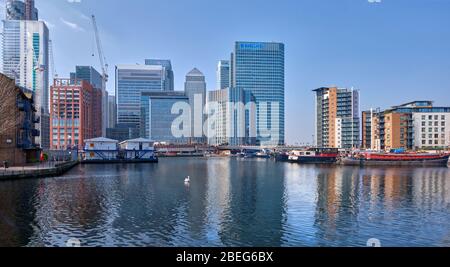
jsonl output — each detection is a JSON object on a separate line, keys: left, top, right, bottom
{"left": 91, "top": 15, "right": 108, "bottom": 84}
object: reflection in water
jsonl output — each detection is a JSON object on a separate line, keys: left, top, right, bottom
{"left": 0, "top": 158, "right": 449, "bottom": 247}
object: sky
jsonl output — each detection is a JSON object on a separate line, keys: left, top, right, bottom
{"left": 2, "top": 0, "right": 450, "bottom": 145}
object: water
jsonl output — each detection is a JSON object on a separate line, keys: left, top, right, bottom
{"left": 0, "top": 158, "right": 449, "bottom": 247}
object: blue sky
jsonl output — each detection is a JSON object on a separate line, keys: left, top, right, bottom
{"left": 3, "top": 0, "right": 450, "bottom": 144}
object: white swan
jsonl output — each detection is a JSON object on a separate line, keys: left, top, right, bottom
{"left": 184, "top": 176, "right": 190, "bottom": 183}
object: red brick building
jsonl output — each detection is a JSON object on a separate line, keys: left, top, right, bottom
{"left": 50, "top": 78, "right": 102, "bottom": 150}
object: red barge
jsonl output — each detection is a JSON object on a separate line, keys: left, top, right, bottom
{"left": 341, "top": 152, "right": 450, "bottom": 167}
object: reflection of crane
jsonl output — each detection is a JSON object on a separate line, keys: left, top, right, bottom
{"left": 91, "top": 15, "right": 108, "bottom": 84}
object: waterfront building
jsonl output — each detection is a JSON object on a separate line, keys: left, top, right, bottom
{"left": 115, "top": 64, "right": 167, "bottom": 128}
{"left": 84, "top": 137, "right": 118, "bottom": 160}
{"left": 207, "top": 87, "right": 256, "bottom": 146}
{"left": 363, "top": 101, "right": 450, "bottom": 151}
{"left": 361, "top": 109, "right": 382, "bottom": 150}
{"left": 0, "top": 73, "right": 40, "bottom": 166}
{"left": 70, "top": 66, "right": 107, "bottom": 136}
{"left": 118, "top": 138, "right": 156, "bottom": 160}
{"left": 232, "top": 41, "right": 285, "bottom": 146}
{"left": 2, "top": 19, "right": 50, "bottom": 148}
{"left": 50, "top": 78, "right": 102, "bottom": 150}
{"left": 314, "top": 87, "right": 360, "bottom": 149}
{"left": 145, "top": 59, "right": 174, "bottom": 91}
{"left": 5, "top": 0, "right": 38, "bottom": 21}
{"left": 184, "top": 68, "right": 207, "bottom": 144}
{"left": 140, "top": 91, "right": 190, "bottom": 144}
{"left": 216, "top": 60, "right": 230, "bottom": 90}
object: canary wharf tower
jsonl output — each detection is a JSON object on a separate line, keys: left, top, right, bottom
{"left": 232, "top": 42, "right": 285, "bottom": 146}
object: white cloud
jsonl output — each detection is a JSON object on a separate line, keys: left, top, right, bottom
{"left": 67, "top": 0, "right": 82, "bottom": 3}
{"left": 60, "top": 17, "right": 85, "bottom": 32}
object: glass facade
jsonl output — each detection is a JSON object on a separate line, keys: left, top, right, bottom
{"left": 233, "top": 42, "right": 285, "bottom": 146}
{"left": 72, "top": 66, "right": 103, "bottom": 89}
{"left": 145, "top": 59, "right": 174, "bottom": 91}
{"left": 5, "top": 0, "right": 38, "bottom": 21}
{"left": 185, "top": 68, "right": 207, "bottom": 143}
{"left": 115, "top": 64, "right": 165, "bottom": 127}
{"left": 141, "top": 92, "right": 189, "bottom": 143}
{"left": 216, "top": 60, "right": 230, "bottom": 90}
{"left": 2, "top": 20, "right": 21, "bottom": 80}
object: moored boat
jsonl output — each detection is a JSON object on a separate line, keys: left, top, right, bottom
{"left": 341, "top": 152, "right": 450, "bottom": 167}
{"left": 288, "top": 148, "right": 339, "bottom": 164}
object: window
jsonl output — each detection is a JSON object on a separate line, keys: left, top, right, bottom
{"left": 429, "top": 115, "right": 433, "bottom": 120}
{"left": 422, "top": 140, "right": 426, "bottom": 145}
{"left": 422, "top": 115, "right": 426, "bottom": 120}
{"left": 435, "top": 128, "right": 439, "bottom": 132}
{"left": 429, "top": 134, "right": 433, "bottom": 138}
{"left": 422, "top": 122, "right": 426, "bottom": 126}
{"left": 422, "top": 134, "right": 426, "bottom": 138}
{"left": 429, "top": 121, "right": 433, "bottom": 126}
{"left": 429, "top": 140, "right": 433, "bottom": 145}
{"left": 429, "top": 128, "right": 433, "bottom": 132}
{"left": 435, "top": 115, "right": 439, "bottom": 120}
{"left": 422, "top": 128, "right": 426, "bottom": 133}
{"left": 435, "top": 121, "right": 439, "bottom": 126}
{"left": 442, "top": 121, "right": 445, "bottom": 126}
{"left": 442, "top": 128, "right": 445, "bottom": 132}
{"left": 442, "top": 115, "right": 445, "bottom": 120}
{"left": 435, "top": 134, "right": 439, "bottom": 138}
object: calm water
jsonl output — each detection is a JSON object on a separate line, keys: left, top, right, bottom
{"left": 0, "top": 158, "right": 449, "bottom": 247}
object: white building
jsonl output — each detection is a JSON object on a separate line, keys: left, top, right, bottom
{"left": 119, "top": 138, "right": 156, "bottom": 160}
{"left": 84, "top": 137, "right": 118, "bottom": 160}
{"left": 2, "top": 19, "right": 50, "bottom": 148}
{"left": 412, "top": 113, "right": 450, "bottom": 149}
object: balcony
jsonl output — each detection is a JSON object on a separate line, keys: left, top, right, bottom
{"left": 32, "top": 129, "right": 40, "bottom": 137}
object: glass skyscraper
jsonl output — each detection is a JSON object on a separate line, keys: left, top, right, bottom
{"left": 216, "top": 60, "right": 230, "bottom": 90}
{"left": 115, "top": 64, "right": 166, "bottom": 127}
{"left": 184, "top": 68, "right": 207, "bottom": 143}
{"left": 145, "top": 59, "right": 174, "bottom": 91}
{"left": 5, "top": 0, "right": 38, "bottom": 21}
{"left": 232, "top": 41, "right": 285, "bottom": 146}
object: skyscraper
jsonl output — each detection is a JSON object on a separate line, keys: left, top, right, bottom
{"left": 314, "top": 87, "right": 360, "bottom": 149}
{"left": 184, "top": 68, "right": 207, "bottom": 144}
{"left": 71, "top": 66, "right": 107, "bottom": 136}
{"left": 115, "top": 64, "right": 167, "bottom": 128}
{"left": 216, "top": 60, "right": 230, "bottom": 90}
{"left": 108, "top": 95, "right": 116, "bottom": 129}
{"left": 5, "top": 0, "right": 38, "bottom": 21}
{"left": 232, "top": 42, "right": 285, "bottom": 146}
{"left": 2, "top": 19, "right": 50, "bottom": 148}
{"left": 145, "top": 59, "right": 174, "bottom": 91}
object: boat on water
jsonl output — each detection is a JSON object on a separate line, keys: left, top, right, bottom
{"left": 288, "top": 148, "right": 339, "bottom": 164}
{"left": 341, "top": 152, "right": 450, "bottom": 167}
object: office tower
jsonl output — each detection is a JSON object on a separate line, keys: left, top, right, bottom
{"left": 145, "top": 59, "right": 174, "bottom": 91}
{"left": 363, "top": 101, "right": 450, "bottom": 151}
{"left": 108, "top": 95, "right": 116, "bottom": 129}
{"left": 231, "top": 42, "right": 285, "bottom": 146}
{"left": 2, "top": 19, "right": 50, "bottom": 148}
{"left": 314, "top": 87, "right": 360, "bottom": 149}
{"left": 140, "top": 91, "right": 190, "bottom": 143}
{"left": 184, "top": 68, "right": 207, "bottom": 144}
{"left": 50, "top": 78, "right": 102, "bottom": 150}
{"left": 115, "top": 64, "right": 166, "bottom": 128}
{"left": 207, "top": 87, "right": 256, "bottom": 146}
{"left": 216, "top": 60, "right": 230, "bottom": 90}
{"left": 71, "top": 66, "right": 107, "bottom": 136}
{"left": 5, "top": 0, "right": 38, "bottom": 21}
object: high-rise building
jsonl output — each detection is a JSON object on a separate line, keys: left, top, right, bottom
{"left": 108, "top": 95, "right": 116, "bottom": 129}
{"left": 184, "top": 68, "right": 207, "bottom": 144}
{"left": 145, "top": 59, "right": 174, "bottom": 91}
{"left": 314, "top": 87, "right": 360, "bottom": 149}
{"left": 5, "top": 0, "right": 38, "bottom": 21}
{"left": 115, "top": 64, "right": 166, "bottom": 128}
{"left": 71, "top": 66, "right": 107, "bottom": 136}
{"left": 362, "top": 101, "right": 450, "bottom": 151}
{"left": 50, "top": 78, "right": 102, "bottom": 150}
{"left": 2, "top": 19, "right": 50, "bottom": 148}
{"left": 232, "top": 42, "right": 285, "bottom": 146}
{"left": 216, "top": 60, "right": 230, "bottom": 90}
{"left": 207, "top": 87, "right": 256, "bottom": 146}
{"left": 140, "top": 91, "right": 190, "bottom": 143}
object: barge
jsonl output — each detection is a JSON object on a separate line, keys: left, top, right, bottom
{"left": 341, "top": 152, "right": 450, "bottom": 167}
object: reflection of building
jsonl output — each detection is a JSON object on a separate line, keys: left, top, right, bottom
{"left": 5, "top": 0, "right": 38, "bottom": 21}
{"left": 0, "top": 73, "right": 40, "bottom": 165}
{"left": 362, "top": 101, "right": 450, "bottom": 151}
{"left": 314, "top": 87, "right": 360, "bottom": 149}
{"left": 2, "top": 19, "right": 50, "bottom": 148}
{"left": 50, "top": 78, "right": 102, "bottom": 150}
{"left": 207, "top": 87, "right": 256, "bottom": 146}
